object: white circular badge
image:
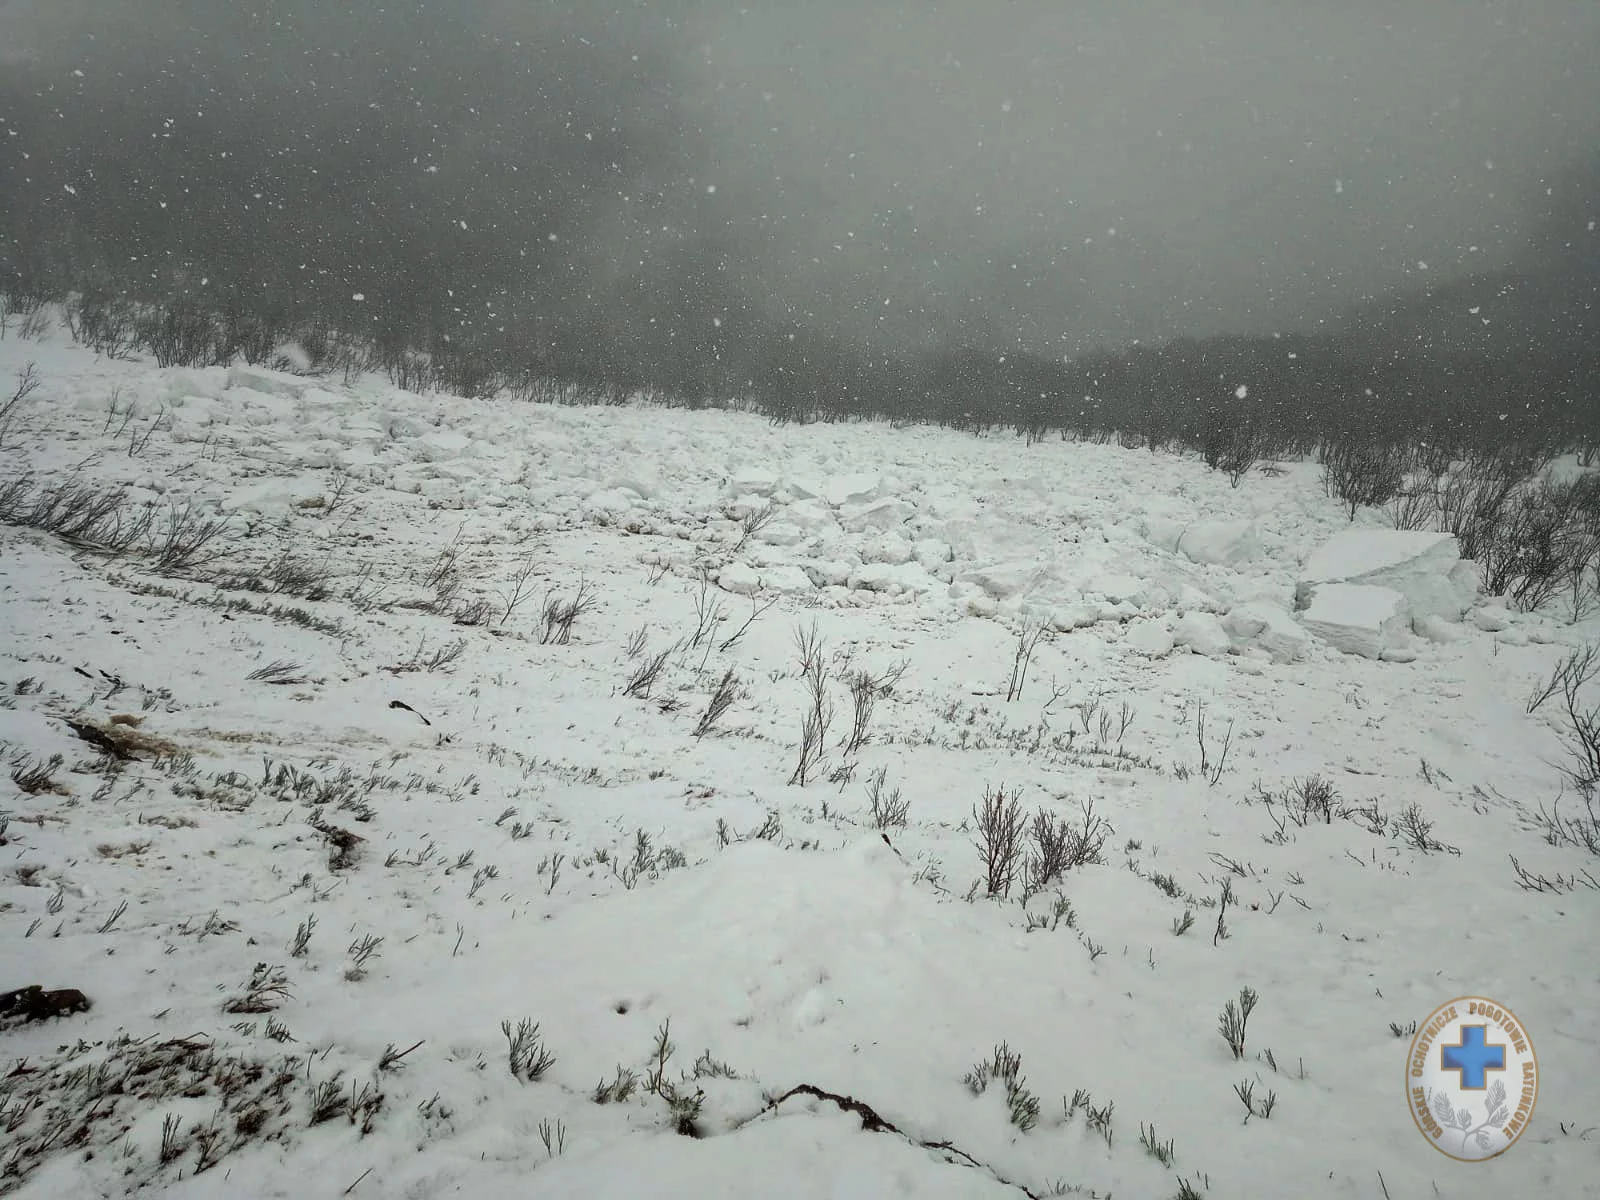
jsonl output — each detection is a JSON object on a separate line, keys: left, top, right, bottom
{"left": 1407, "top": 996, "right": 1538, "bottom": 1161}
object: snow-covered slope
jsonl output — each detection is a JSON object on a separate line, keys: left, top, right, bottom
{"left": 2, "top": 326, "right": 1597, "bottom": 1200}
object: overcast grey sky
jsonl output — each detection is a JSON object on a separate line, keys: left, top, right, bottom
{"left": 1, "top": 0, "right": 1595, "bottom": 354}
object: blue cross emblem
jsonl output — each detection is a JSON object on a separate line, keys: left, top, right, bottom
{"left": 1440, "top": 1025, "right": 1505, "bottom": 1090}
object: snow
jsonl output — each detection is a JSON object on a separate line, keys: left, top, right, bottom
{"left": 1298, "top": 583, "right": 1416, "bottom": 661}
{"left": 1, "top": 325, "right": 1598, "bottom": 1200}
{"left": 1175, "top": 519, "right": 1262, "bottom": 567}
{"left": 1296, "top": 529, "right": 1477, "bottom": 623}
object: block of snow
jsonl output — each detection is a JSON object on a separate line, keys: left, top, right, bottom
{"left": 848, "top": 563, "right": 912, "bottom": 594}
{"left": 583, "top": 488, "right": 638, "bottom": 516}
{"left": 800, "top": 560, "right": 852, "bottom": 589}
{"left": 913, "top": 539, "right": 952, "bottom": 570}
{"left": 779, "top": 500, "right": 838, "bottom": 533}
{"left": 757, "top": 522, "right": 807, "bottom": 548}
{"left": 413, "top": 431, "right": 474, "bottom": 462}
{"left": 1297, "top": 530, "right": 1474, "bottom": 621}
{"left": 1414, "top": 614, "right": 1463, "bottom": 643}
{"left": 1173, "top": 611, "right": 1232, "bottom": 656}
{"left": 221, "top": 482, "right": 316, "bottom": 513}
{"left": 1124, "top": 619, "right": 1175, "bottom": 657}
{"left": 860, "top": 532, "right": 914, "bottom": 566}
{"left": 840, "top": 498, "right": 914, "bottom": 533}
{"left": 1085, "top": 573, "right": 1147, "bottom": 606}
{"left": 385, "top": 413, "right": 429, "bottom": 439}
{"left": 1471, "top": 605, "right": 1513, "bottom": 632}
{"left": 960, "top": 561, "right": 1046, "bottom": 600}
{"left": 1177, "top": 521, "right": 1262, "bottom": 566}
{"left": 1222, "top": 602, "right": 1310, "bottom": 663}
{"left": 730, "top": 467, "right": 778, "bottom": 496}
{"left": 1050, "top": 602, "right": 1101, "bottom": 630}
{"left": 823, "top": 474, "right": 882, "bottom": 508}
{"left": 1299, "top": 584, "right": 1413, "bottom": 660}
{"left": 718, "top": 562, "right": 813, "bottom": 595}
{"left": 1140, "top": 516, "right": 1187, "bottom": 553}
{"left": 225, "top": 364, "right": 305, "bottom": 399}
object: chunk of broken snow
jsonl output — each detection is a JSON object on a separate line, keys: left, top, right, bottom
{"left": 860, "top": 532, "right": 914, "bottom": 566}
{"left": 840, "top": 498, "right": 914, "bottom": 533}
{"left": 756, "top": 521, "right": 807, "bottom": 548}
{"left": 1177, "top": 520, "right": 1261, "bottom": 567}
{"left": 224, "top": 364, "right": 305, "bottom": 399}
{"left": 1139, "top": 516, "right": 1187, "bottom": 553}
{"left": 729, "top": 467, "right": 777, "bottom": 496}
{"left": 913, "top": 539, "right": 952, "bottom": 570}
{"left": 1299, "top": 583, "right": 1414, "bottom": 660}
{"left": 385, "top": 413, "right": 428, "bottom": 439}
{"left": 1221, "top": 602, "right": 1309, "bottom": 663}
{"left": 1173, "top": 611, "right": 1232, "bottom": 656}
{"left": 960, "top": 561, "right": 1046, "bottom": 600}
{"left": 718, "top": 562, "right": 813, "bottom": 595}
{"left": 220, "top": 483, "right": 316, "bottom": 513}
{"left": 1296, "top": 530, "right": 1474, "bottom": 621}
{"left": 1471, "top": 605, "right": 1513, "bottom": 632}
{"left": 824, "top": 474, "right": 882, "bottom": 507}
{"left": 413, "top": 431, "right": 475, "bottom": 462}
{"left": 792, "top": 474, "right": 881, "bottom": 508}
{"left": 800, "top": 560, "right": 852, "bottom": 588}
{"left": 849, "top": 562, "right": 935, "bottom": 595}
{"left": 1124, "top": 619, "right": 1175, "bottom": 657}
{"left": 1085, "top": 573, "right": 1147, "bottom": 606}
{"left": 583, "top": 488, "right": 638, "bottom": 516}
{"left": 1414, "top": 614, "right": 1463, "bottom": 643}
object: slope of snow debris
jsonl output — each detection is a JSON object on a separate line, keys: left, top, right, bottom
{"left": 2, "top": 328, "right": 1597, "bottom": 1200}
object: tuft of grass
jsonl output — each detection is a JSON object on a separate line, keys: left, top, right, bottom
{"left": 502, "top": 1017, "right": 557, "bottom": 1082}
{"left": 964, "top": 1042, "right": 1042, "bottom": 1132}
{"left": 1218, "top": 986, "right": 1259, "bottom": 1060}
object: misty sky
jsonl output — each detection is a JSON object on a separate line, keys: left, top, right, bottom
{"left": 1, "top": 0, "right": 1596, "bottom": 355}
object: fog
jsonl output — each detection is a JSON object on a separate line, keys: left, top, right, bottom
{"left": 2, "top": 0, "right": 1596, "bottom": 364}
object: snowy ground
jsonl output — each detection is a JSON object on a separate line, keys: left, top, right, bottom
{"left": 1, "top": 324, "right": 1597, "bottom": 1200}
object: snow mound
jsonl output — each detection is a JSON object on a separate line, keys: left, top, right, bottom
{"left": 1299, "top": 583, "right": 1415, "bottom": 660}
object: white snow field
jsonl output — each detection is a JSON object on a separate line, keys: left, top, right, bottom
{"left": 1, "top": 324, "right": 1597, "bottom": 1200}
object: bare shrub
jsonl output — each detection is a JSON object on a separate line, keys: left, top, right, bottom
{"left": 865, "top": 765, "right": 909, "bottom": 829}
{"left": 729, "top": 502, "right": 775, "bottom": 554}
{"left": 136, "top": 300, "right": 225, "bottom": 368}
{"left": 1537, "top": 790, "right": 1600, "bottom": 856}
{"left": 693, "top": 668, "right": 738, "bottom": 738}
{"left": 1195, "top": 701, "right": 1234, "bottom": 785}
{"left": 0, "top": 477, "right": 153, "bottom": 555}
{"left": 788, "top": 637, "right": 832, "bottom": 786}
{"left": 1473, "top": 475, "right": 1600, "bottom": 613}
{"left": 66, "top": 293, "right": 140, "bottom": 359}
{"left": 973, "top": 784, "right": 1026, "bottom": 897}
{"left": 625, "top": 648, "right": 671, "bottom": 699}
{"left": 1526, "top": 643, "right": 1599, "bottom": 714}
{"left": 1554, "top": 663, "right": 1600, "bottom": 799}
{"left": 1023, "top": 797, "right": 1108, "bottom": 894}
{"left": 1201, "top": 421, "right": 1270, "bottom": 488}
{"left": 539, "top": 581, "right": 598, "bottom": 645}
{"left": 1434, "top": 454, "right": 1520, "bottom": 559}
{"left": 149, "top": 500, "right": 230, "bottom": 572}
{"left": 1005, "top": 614, "right": 1048, "bottom": 702}
{"left": 1321, "top": 439, "right": 1406, "bottom": 520}
{"left": 1, "top": 361, "right": 41, "bottom": 450}
{"left": 839, "top": 670, "right": 878, "bottom": 756}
